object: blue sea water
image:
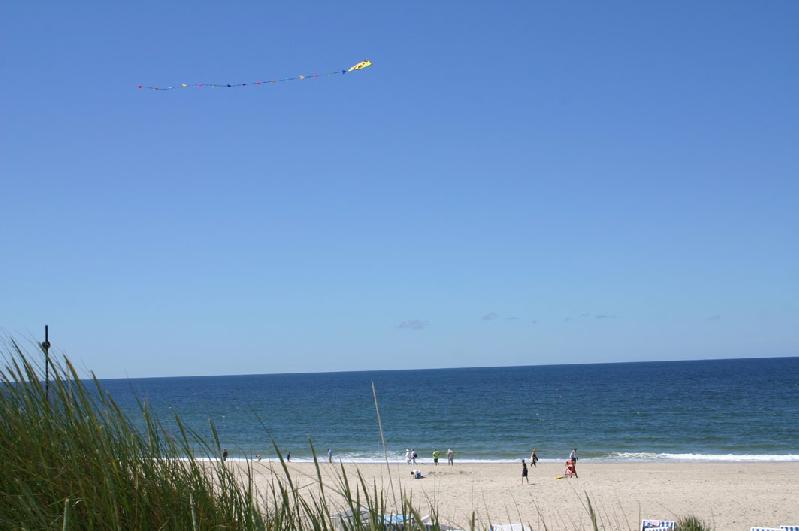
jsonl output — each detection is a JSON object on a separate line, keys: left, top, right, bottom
{"left": 100, "top": 357, "right": 799, "bottom": 462}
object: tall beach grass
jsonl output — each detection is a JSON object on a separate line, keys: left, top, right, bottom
{"left": 0, "top": 341, "right": 437, "bottom": 530}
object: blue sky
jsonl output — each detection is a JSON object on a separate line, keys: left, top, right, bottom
{"left": 1, "top": 1, "right": 797, "bottom": 378}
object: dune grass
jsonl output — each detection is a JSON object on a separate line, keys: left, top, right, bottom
{"left": 675, "top": 515, "right": 712, "bottom": 531}
{"left": 0, "top": 341, "right": 437, "bottom": 530}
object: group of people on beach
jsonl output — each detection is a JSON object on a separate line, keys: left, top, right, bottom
{"left": 405, "top": 448, "right": 455, "bottom": 467}
{"left": 521, "top": 447, "right": 578, "bottom": 483}
{"left": 222, "top": 446, "right": 578, "bottom": 481}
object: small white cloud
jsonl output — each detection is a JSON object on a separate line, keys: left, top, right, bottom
{"left": 594, "top": 314, "right": 616, "bottom": 320}
{"left": 397, "top": 320, "right": 428, "bottom": 330}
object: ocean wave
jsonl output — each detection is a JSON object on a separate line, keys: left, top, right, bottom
{"left": 185, "top": 455, "right": 556, "bottom": 464}
{"left": 183, "top": 452, "right": 799, "bottom": 464}
{"left": 605, "top": 452, "right": 799, "bottom": 462}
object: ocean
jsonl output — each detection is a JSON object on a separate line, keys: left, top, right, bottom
{"left": 100, "top": 357, "right": 799, "bottom": 463}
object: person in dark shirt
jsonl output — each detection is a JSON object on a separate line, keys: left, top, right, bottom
{"left": 530, "top": 448, "right": 539, "bottom": 467}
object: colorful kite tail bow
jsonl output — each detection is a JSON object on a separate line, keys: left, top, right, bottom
{"left": 139, "top": 59, "right": 373, "bottom": 91}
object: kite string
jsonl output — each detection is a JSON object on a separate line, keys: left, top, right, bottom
{"left": 138, "top": 63, "right": 368, "bottom": 91}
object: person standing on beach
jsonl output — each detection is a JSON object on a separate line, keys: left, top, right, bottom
{"left": 222, "top": 449, "right": 228, "bottom": 462}
{"left": 530, "top": 448, "right": 538, "bottom": 467}
{"left": 432, "top": 449, "right": 440, "bottom": 465}
{"left": 286, "top": 451, "right": 291, "bottom": 462}
{"left": 569, "top": 448, "right": 578, "bottom": 462}
{"left": 411, "top": 449, "right": 417, "bottom": 464}
{"left": 521, "top": 459, "right": 529, "bottom": 484}
{"left": 405, "top": 448, "right": 412, "bottom": 464}
{"left": 447, "top": 448, "right": 454, "bottom": 466}
{"left": 327, "top": 448, "right": 333, "bottom": 463}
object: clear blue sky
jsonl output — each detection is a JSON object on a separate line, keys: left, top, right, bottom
{"left": 1, "top": 1, "right": 797, "bottom": 378}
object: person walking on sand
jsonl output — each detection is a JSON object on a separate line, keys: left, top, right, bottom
{"left": 411, "top": 449, "right": 417, "bottom": 464}
{"left": 432, "top": 449, "right": 440, "bottom": 465}
{"left": 286, "top": 451, "right": 291, "bottom": 462}
{"left": 569, "top": 448, "right": 578, "bottom": 462}
{"left": 530, "top": 448, "right": 539, "bottom": 467}
{"left": 327, "top": 448, "right": 333, "bottom": 463}
{"left": 222, "top": 449, "right": 228, "bottom": 462}
{"left": 405, "top": 448, "right": 412, "bottom": 464}
{"left": 447, "top": 448, "right": 454, "bottom": 466}
{"left": 521, "top": 459, "right": 529, "bottom": 484}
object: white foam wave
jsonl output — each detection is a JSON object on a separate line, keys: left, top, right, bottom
{"left": 606, "top": 452, "right": 799, "bottom": 462}
{"left": 181, "top": 452, "right": 799, "bottom": 464}
{"left": 184, "top": 455, "right": 562, "bottom": 464}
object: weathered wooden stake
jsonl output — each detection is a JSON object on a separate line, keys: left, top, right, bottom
{"left": 42, "top": 325, "right": 51, "bottom": 400}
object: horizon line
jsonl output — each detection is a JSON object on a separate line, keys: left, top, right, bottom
{"left": 98, "top": 353, "right": 799, "bottom": 382}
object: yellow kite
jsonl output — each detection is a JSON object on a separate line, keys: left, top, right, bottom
{"left": 348, "top": 60, "right": 373, "bottom": 72}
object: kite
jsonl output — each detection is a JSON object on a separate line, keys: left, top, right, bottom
{"left": 137, "top": 59, "right": 373, "bottom": 92}
{"left": 348, "top": 60, "right": 372, "bottom": 71}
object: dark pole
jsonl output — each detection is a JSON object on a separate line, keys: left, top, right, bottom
{"left": 42, "top": 325, "right": 51, "bottom": 400}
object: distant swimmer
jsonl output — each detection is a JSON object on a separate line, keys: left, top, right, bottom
{"left": 432, "top": 449, "right": 440, "bottom": 466}
{"left": 521, "top": 459, "right": 529, "bottom": 484}
{"left": 255, "top": 454, "right": 262, "bottom": 461}
{"left": 327, "top": 448, "right": 333, "bottom": 463}
{"left": 447, "top": 448, "right": 454, "bottom": 466}
{"left": 530, "top": 448, "right": 538, "bottom": 467}
{"left": 222, "top": 449, "right": 228, "bottom": 462}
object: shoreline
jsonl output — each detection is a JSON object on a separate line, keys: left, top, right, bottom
{"left": 208, "top": 454, "right": 799, "bottom": 464}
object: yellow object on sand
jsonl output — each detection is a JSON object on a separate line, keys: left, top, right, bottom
{"left": 555, "top": 475, "right": 565, "bottom": 480}
{"left": 348, "top": 60, "right": 373, "bottom": 72}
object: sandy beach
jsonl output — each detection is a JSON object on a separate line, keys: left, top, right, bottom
{"left": 234, "top": 461, "right": 799, "bottom": 529}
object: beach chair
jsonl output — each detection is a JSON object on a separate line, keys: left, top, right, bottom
{"left": 383, "top": 513, "right": 408, "bottom": 528}
{"left": 781, "top": 526, "right": 799, "bottom": 531}
{"left": 564, "top": 459, "right": 577, "bottom": 478}
{"left": 420, "top": 514, "right": 462, "bottom": 531}
{"left": 641, "top": 519, "right": 676, "bottom": 530}
{"left": 331, "top": 508, "right": 372, "bottom": 530}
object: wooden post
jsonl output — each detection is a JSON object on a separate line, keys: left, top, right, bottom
{"left": 42, "top": 325, "right": 51, "bottom": 400}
